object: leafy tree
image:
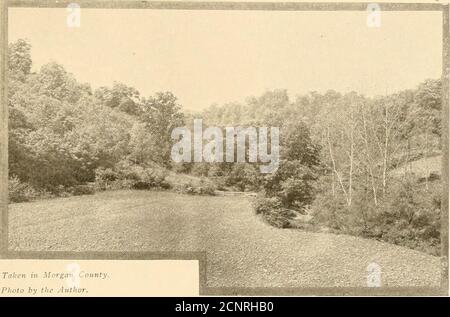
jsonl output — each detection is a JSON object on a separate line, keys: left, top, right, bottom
{"left": 8, "top": 39, "right": 32, "bottom": 80}
{"left": 29, "top": 62, "right": 85, "bottom": 104}
{"left": 128, "top": 122, "right": 157, "bottom": 164}
{"left": 413, "top": 79, "right": 441, "bottom": 137}
{"left": 282, "top": 121, "right": 321, "bottom": 166}
{"left": 141, "top": 92, "right": 185, "bottom": 165}
{"left": 262, "top": 121, "right": 321, "bottom": 208}
{"left": 94, "top": 82, "right": 141, "bottom": 116}
{"left": 226, "top": 163, "right": 261, "bottom": 191}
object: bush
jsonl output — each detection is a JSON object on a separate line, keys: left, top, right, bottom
{"left": 69, "top": 184, "right": 95, "bottom": 196}
{"left": 254, "top": 195, "right": 282, "bottom": 214}
{"left": 263, "top": 160, "right": 318, "bottom": 208}
{"left": 311, "top": 178, "right": 442, "bottom": 255}
{"left": 212, "top": 176, "right": 227, "bottom": 191}
{"left": 177, "top": 180, "right": 216, "bottom": 196}
{"left": 8, "top": 175, "right": 43, "bottom": 203}
{"left": 191, "top": 163, "right": 210, "bottom": 177}
{"left": 374, "top": 179, "right": 441, "bottom": 255}
{"left": 253, "top": 195, "right": 296, "bottom": 228}
{"left": 94, "top": 162, "right": 170, "bottom": 191}
{"left": 310, "top": 191, "right": 349, "bottom": 231}
{"left": 250, "top": 122, "right": 321, "bottom": 228}
{"left": 171, "top": 162, "right": 193, "bottom": 174}
{"left": 94, "top": 168, "right": 119, "bottom": 190}
{"left": 226, "top": 163, "right": 261, "bottom": 192}
{"left": 196, "top": 184, "right": 216, "bottom": 195}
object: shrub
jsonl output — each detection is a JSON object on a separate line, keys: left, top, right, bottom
{"left": 207, "top": 164, "right": 227, "bottom": 177}
{"left": 8, "top": 175, "right": 42, "bottom": 203}
{"left": 226, "top": 163, "right": 261, "bottom": 191}
{"left": 311, "top": 178, "right": 442, "bottom": 255}
{"left": 69, "top": 184, "right": 95, "bottom": 196}
{"left": 310, "top": 191, "right": 349, "bottom": 231}
{"left": 212, "top": 176, "right": 227, "bottom": 191}
{"left": 253, "top": 195, "right": 296, "bottom": 228}
{"left": 111, "top": 179, "right": 136, "bottom": 190}
{"left": 195, "top": 184, "right": 216, "bottom": 195}
{"left": 251, "top": 122, "right": 321, "bottom": 228}
{"left": 263, "top": 160, "right": 318, "bottom": 208}
{"left": 177, "top": 180, "right": 216, "bottom": 196}
{"left": 178, "top": 183, "right": 196, "bottom": 195}
{"left": 94, "top": 162, "right": 170, "bottom": 191}
{"left": 254, "top": 195, "right": 282, "bottom": 214}
{"left": 94, "top": 167, "right": 119, "bottom": 190}
{"left": 191, "top": 163, "right": 210, "bottom": 177}
{"left": 374, "top": 179, "right": 441, "bottom": 255}
{"left": 171, "top": 162, "right": 193, "bottom": 174}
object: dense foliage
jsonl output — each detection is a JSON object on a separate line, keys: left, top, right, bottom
{"left": 199, "top": 85, "right": 442, "bottom": 255}
{"left": 8, "top": 40, "right": 185, "bottom": 200}
{"left": 8, "top": 40, "right": 443, "bottom": 255}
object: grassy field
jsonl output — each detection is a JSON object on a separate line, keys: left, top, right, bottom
{"left": 9, "top": 190, "right": 441, "bottom": 288}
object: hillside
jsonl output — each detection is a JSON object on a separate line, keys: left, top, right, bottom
{"left": 390, "top": 155, "right": 442, "bottom": 179}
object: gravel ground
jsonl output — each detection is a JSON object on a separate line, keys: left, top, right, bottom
{"left": 9, "top": 190, "right": 442, "bottom": 288}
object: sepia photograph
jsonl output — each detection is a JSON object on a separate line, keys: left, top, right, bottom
{"left": 0, "top": 1, "right": 448, "bottom": 296}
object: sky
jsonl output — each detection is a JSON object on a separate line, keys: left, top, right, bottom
{"left": 8, "top": 8, "right": 443, "bottom": 111}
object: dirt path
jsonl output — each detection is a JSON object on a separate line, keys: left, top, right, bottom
{"left": 8, "top": 190, "right": 442, "bottom": 288}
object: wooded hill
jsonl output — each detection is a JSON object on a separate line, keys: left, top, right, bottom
{"left": 8, "top": 39, "right": 443, "bottom": 255}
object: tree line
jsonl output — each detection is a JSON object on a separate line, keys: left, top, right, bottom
{"left": 196, "top": 77, "right": 442, "bottom": 255}
{"left": 7, "top": 39, "right": 442, "bottom": 255}
{"left": 8, "top": 39, "right": 185, "bottom": 197}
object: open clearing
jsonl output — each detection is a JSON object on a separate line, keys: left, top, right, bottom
{"left": 9, "top": 190, "right": 441, "bottom": 288}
